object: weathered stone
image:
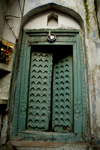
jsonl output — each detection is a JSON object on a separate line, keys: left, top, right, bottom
{"left": 7, "top": 141, "right": 90, "bottom": 150}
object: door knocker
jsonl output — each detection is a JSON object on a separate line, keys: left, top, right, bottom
{"left": 47, "top": 31, "right": 56, "bottom": 42}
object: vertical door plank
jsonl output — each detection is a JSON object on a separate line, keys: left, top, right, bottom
{"left": 52, "top": 51, "right": 73, "bottom": 132}
{"left": 18, "top": 42, "right": 31, "bottom": 131}
{"left": 74, "top": 35, "right": 82, "bottom": 134}
{"left": 11, "top": 32, "right": 26, "bottom": 136}
{"left": 27, "top": 51, "right": 53, "bottom": 131}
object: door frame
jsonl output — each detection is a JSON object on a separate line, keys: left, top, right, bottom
{"left": 10, "top": 29, "right": 87, "bottom": 142}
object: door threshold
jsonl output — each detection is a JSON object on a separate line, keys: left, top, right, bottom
{"left": 7, "top": 140, "right": 90, "bottom": 148}
{"left": 22, "top": 130, "right": 74, "bottom": 135}
{"left": 14, "top": 130, "right": 86, "bottom": 142}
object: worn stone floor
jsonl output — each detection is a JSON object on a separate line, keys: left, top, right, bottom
{"left": 0, "top": 141, "right": 100, "bottom": 150}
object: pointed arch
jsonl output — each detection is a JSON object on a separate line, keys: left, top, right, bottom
{"left": 21, "top": 3, "right": 84, "bottom": 30}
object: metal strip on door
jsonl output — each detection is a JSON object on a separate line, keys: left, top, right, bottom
{"left": 27, "top": 51, "right": 53, "bottom": 131}
{"left": 52, "top": 54, "right": 73, "bottom": 132}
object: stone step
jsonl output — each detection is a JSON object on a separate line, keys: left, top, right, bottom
{"left": 7, "top": 141, "right": 91, "bottom": 150}
{"left": 16, "top": 146, "right": 88, "bottom": 150}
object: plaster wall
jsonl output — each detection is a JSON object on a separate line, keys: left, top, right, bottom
{"left": 2, "top": 0, "right": 24, "bottom": 44}
{"left": 24, "top": 10, "right": 80, "bottom": 29}
{"left": 97, "top": 0, "right": 100, "bottom": 31}
{"left": 3, "top": 0, "right": 98, "bottom": 41}
{"left": 0, "top": 0, "right": 8, "bottom": 39}
{"left": 0, "top": 73, "right": 11, "bottom": 101}
{"left": 1, "top": 0, "right": 100, "bottom": 146}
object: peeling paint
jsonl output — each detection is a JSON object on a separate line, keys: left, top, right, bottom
{"left": 91, "top": 30, "right": 97, "bottom": 39}
{"left": 93, "top": 41, "right": 100, "bottom": 49}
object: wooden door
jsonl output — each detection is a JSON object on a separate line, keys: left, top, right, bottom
{"left": 52, "top": 52, "right": 73, "bottom": 132}
{"left": 27, "top": 47, "right": 73, "bottom": 132}
{"left": 27, "top": 51, "right": 53, "bottom": 131}
{"left": 11, "top": 30, "right": 87, "bottom": 142}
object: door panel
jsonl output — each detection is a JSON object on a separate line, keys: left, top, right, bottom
{"left": 11, "top": 31, "right": 87, "bottom": 142}
{"left": 27, "top": 51, "right": 53, "bottom": 131}
{"left": 27, "top": 48, "right": 73, "bottom": 132}
{"left": 52, "top": 53, "right": 73, "bottom": 132}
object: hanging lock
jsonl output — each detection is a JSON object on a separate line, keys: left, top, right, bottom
{"left": 47, "top": 31, "right": 56, "bottom": 42}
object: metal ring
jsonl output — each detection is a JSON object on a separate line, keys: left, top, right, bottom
{"left": 47, "top": 33, "right": 56, "bottom": 42}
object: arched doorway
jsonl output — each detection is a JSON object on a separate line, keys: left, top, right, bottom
{"left": 10, "top": 3, "right": 87, "bottom": 142}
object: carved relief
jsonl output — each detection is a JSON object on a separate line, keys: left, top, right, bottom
{"left": 27, "top": 51, "right": 52, "bottom": 131}
{"left": 52, "top": 56, "right": 73, "bottom": 132}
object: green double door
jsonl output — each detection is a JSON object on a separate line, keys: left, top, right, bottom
{"left": 27, "top": 46, "right": 73, "bottom": 133}
{"left": 11, "top": 30, "right": 87, "bottom": 141}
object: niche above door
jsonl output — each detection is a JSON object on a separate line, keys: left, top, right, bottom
{"left": 47, "top": 13, "right": 58, "bottom": 27}
{"left": 24, "top": 10, "right": 81, "bottom": 30}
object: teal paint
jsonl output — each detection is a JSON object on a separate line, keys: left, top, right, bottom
{"left": 28, "top": 46, "right": 73, "bottom": 133}
{"left": 52, "top": 52, "right": 73, "bottom": 132}
{"left": 18, "top": 35, "right": 31, "bottom": 131}
{"left": 74, "top": 34, "right": 82, "bottom": 134}
{"left": 11, "top": 29, "right": 87, "bottom": 142}
{"left": 79, "top": 35, "right": 87, "bottom": 140}
{"left": 11, "top": 33, "right": 26, "bottom": 136}
{"left": 27, "top": 51, "right": 53, "bottom": 131}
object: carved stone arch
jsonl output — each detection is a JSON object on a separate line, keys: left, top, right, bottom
{"left": 21, "top": 3, "right": 84, "bottom": 30}
{"left": 21, "top": 2, "right": 87, "bottom": 87}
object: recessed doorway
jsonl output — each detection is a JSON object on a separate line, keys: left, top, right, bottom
{"left": 27, "top": 45, "right": 73, "bottom": 133}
